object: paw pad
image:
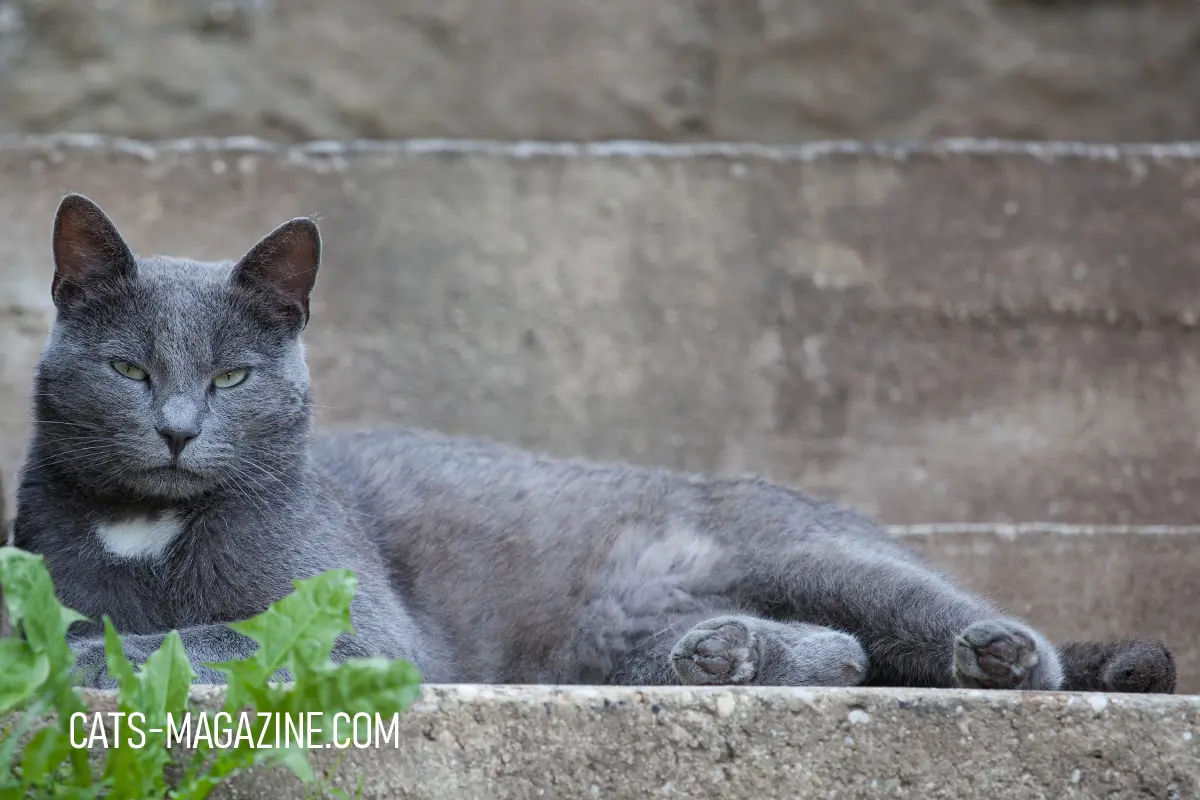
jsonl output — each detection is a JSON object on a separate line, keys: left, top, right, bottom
{"left": 672, "top": 617, "right": 759, "bottom": 685}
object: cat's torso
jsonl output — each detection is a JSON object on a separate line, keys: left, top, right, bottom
{"left": 18, "top": 422, "right": 906, "bottom": 684}
{"left": 309, "top": 426, "right": 905, "bottom": 682}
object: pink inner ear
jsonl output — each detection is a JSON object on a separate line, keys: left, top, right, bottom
{"left": 272, "top": 226, "right": 320, "bottom": 300}
{"left": 233, "top": 217, "right": 321, "bottom": 313}
{"left": 51, "top": 195, "right": 136, "bottom": 296}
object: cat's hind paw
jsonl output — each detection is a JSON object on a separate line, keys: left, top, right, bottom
{"left": 955, "top": 619, "right": 1055, "bottom": 690}
{"left": 672, "top": 616, "right": 760, "bottom": 685}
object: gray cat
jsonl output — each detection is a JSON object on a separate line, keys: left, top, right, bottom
{"left": 10, "top": 194, "right": 1175, "bottom": 693}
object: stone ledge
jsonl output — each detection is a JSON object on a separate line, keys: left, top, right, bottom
{"left": 75, "top": 684, "right": 1200, "bottom": 799}
{"left": 6, "top": 133, "right": 1200, "bottom": 159}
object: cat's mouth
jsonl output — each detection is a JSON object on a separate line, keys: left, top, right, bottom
{"left": 131, "top": 463, "right": 218, "bottom": 500}
{"left": 156, "top": 462, "right": 206, "bottom": 479}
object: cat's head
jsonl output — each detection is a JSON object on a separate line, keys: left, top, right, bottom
{"left": 29, "top": 193, "right": 321, "bottom": 502}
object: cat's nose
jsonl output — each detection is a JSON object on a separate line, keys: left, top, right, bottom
{"left": 156, "top": 425, "right": 199, "bottom": 459}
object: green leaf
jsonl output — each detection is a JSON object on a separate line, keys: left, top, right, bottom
{"left": 102, "top": 617, "right": 138, "bottom": 689}
{"left": 0, "top": 698, "right": 49, "bottom": 782}
{"left": 176, "top": 569, "right": 423, "bottom": 796}
{"left": 220, "top": 570, "right": 357, "bottom": 681}
{"left": 103, "top": 624, "right": 196, "bottom": 798}
{"left": 19, "top": 726, "right": 72, "bottom": 789}
{"left": 2, "top": 559, "right": 421, "bottom": 799}
{"left": 0, "top": 549, "right": 97, "bottom": 791}
{"left": 298, "top": 657, "right": 423, "bottom": 722}
{"left": 138, "top": 631, "right": 194, "bottom": 721}
{"left": 0, "top": 548, "right": 87, "bottom": 666}
{"left": 0, "top": 641, "right": 50, "bottom": 714}
{"left": 274, "top": 747, "right": 314, "bottom": 784}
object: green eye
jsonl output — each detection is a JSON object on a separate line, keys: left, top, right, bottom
{"left": 111, "top": 361, "right": 148, "bottom": 381}
{"left": 213, "top": 368, "right": 249, "bottom": 389}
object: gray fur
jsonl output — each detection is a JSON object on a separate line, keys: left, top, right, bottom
{"left": 13, "top": 195, "right": 1074, "bottom": 691}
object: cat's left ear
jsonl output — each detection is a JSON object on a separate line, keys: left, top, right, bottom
{"left": 231, "top": 217, "right": 321, "bottom": 330}
{"left": 50, "top": 194, "right": 138, "bottom": 309}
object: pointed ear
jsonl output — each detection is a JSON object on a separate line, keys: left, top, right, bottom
{"left": 230, "top": 217, "right": 321, "bottom": 330}
{"left": 50, "top": 194, "right": 137, "bottom": 308}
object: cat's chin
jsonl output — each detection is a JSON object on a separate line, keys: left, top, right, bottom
{"left": 122, "top": 466, "right": 218, "bottom": 501}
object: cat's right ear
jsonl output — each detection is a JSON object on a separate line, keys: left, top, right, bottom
{"left": 50, "top": 194, "right": 138, "bottom": 309}
{"left": 230, "top": 217, "right": 321, "bottom": 331}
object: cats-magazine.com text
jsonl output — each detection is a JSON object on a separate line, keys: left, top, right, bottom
{"left": 69, "top": 711, "right": 403, "bottom": 749}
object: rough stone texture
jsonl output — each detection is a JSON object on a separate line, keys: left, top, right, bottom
{"left": 2, "top": 137, "right": 1200, "bottom": 526}
{"left": 70, "top": 684, "right": 1200, "bottom": 799}
{"left": 0, "top": 0, "right": 1197, "bottom": 143}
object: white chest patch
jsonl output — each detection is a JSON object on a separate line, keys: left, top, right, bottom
{"left": 95, "top": 514, "right": 182, "bottom": 561}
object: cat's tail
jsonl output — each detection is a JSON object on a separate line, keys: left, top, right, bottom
{"left": 1058, "top": 638, "right": 1176, "bottom": 694}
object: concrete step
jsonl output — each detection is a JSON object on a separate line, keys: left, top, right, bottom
{"left": 77, "top": 684, "right": 1197, "bottom": 799}
{"left": 2, "top": 136, "right": 1198, "bottom": 525}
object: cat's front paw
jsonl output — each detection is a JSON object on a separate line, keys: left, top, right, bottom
{"left": 672, "top": 617, "right": 760, "bottom": 685}
{"left": 955, "top": 619, "right": 1059, "bottom": 690}
{"left": 69, "top": 638, "right": 120, "bottom": 690}
{"left": 68, "top": 633, "right": 157, "bottom": 690}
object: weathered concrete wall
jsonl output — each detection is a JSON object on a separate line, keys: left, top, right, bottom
{"left": 2, "top": 136, "right": 1199, "bottom": 526}
{"left": 72, "top": 684, "right": 1200, "bottom": 799}
{"left": 0, "top": 0, "right": 1197, "bottom": 144}
{"left": 2, "top": 138, "right": 1196, "bottom": 693}
{"left": 895, "top": 524, "right": 1200, "bottom": 694}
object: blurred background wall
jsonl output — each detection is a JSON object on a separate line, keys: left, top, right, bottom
{"left": 0, "top": 0, "right": 1197, "bottom": 143}
{"left": 1, "top": 0, "right": 1198, "bottom": 685}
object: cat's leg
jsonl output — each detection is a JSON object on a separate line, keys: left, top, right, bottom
{"left": 554, "top": 594, "right": 866, "bottom": 688}
{"left": 70, "top": 614, "right": 435, "bottom": 690}
{"left": 669, "top": 615, "right": 868, "bottom": 687}
{"left": 69, "top": 620, "right": 391, "bottom": 688}
{"left": 742, "top": 542, "right": 1064, "bottom": 690}
{"left": 69, "top": 623, "right": 259, "bottom": 688}
{"left": 593, "top": 607, "right": 865, "bottom": 687}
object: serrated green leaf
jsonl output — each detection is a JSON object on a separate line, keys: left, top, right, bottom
{"left": 138, "top": 631, "right": 194, "bottom": 721}
{"left": 103, "top": 626, "right": 196, "bottom": 798}
{"left": 212, "top": 570, "right": 357, "bottom": 692}
{"left": 102, "top": 618, "right": 138, "bottom": 689}
{"left": 297, "top": 657, "right": 422, "bottom": 722}
{"left": 0, "top": 641, "right": 50, "bottom": 714}
{"left": 0, "top": 549, "right": 95, "bottom": 792}
{"left": 4, "top": 561, "right": 421, "bottom": 798}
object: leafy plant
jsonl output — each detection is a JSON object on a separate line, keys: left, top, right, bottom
{"left": 0, "top": 546, "right": 422, "bottom": 799}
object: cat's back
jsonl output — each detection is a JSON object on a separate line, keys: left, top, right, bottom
{"left": 309, "top": 426, "right": 890, "bottom": 551}
{"left": 311, "top": 426, "right": 665, "bottom": 521}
